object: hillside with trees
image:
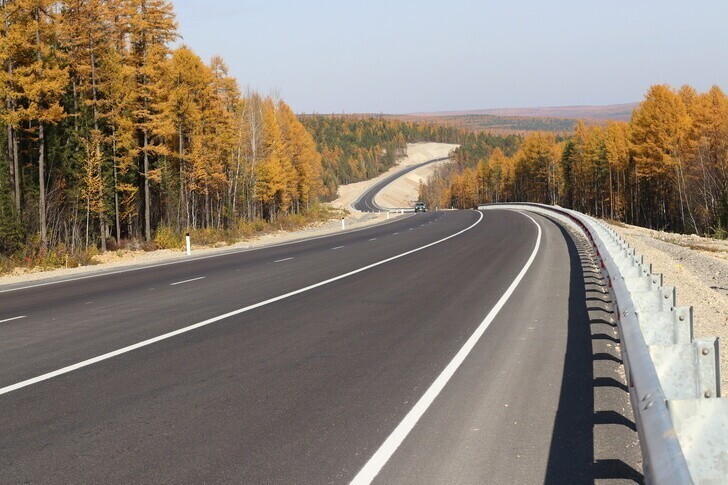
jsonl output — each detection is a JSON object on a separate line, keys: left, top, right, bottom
{"left": 394, "top": 113, "right": 578, "bottom": 134}
{"left": 419, "top": 85, "right": 728, "bottom": 237}
{"left": 300, "top": 115, "right": 519, "bottom": 200}
{"left": 0, "top": 0, "right": 324, "bottom": 269}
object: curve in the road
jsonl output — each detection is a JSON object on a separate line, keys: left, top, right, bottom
{"left": 352, "top": 156, "right": 449, "bottom": 212}
{"left": 0, "top": 208, "right": 641, "bottom": 483}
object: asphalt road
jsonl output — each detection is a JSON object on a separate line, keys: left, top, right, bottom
{"left": 0, "top": 208, "right": 640, "bottom": 483}
{"left": 351, "top": 157, "right": 449, "bottom": 212}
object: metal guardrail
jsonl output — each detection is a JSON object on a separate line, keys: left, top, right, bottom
{"left": 485, "top": 203, "right": 727, "bottom": 484}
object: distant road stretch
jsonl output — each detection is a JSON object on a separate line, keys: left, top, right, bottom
{"left": 352, "top": 156, "right": 449, "bottom": 212}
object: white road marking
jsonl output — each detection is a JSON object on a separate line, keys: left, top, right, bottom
{"left": 393, "top": 232, "right": 399, "bottom": 235}
{"left": 331, "top": 246, "right": 345, "bottom": 250}
{"left": 350, "top": 211, "right": 542, "bottom": 485}
{"left": 408, "top": 228, "right": 414, "bottom": 231}
{"left": 0, "top": 315, "right": 26, "bottom": 324}
{"left": 368, "top": 238, "right": 377, "bottom": 241}
{"left": 0, "top": 216, "right": 406, "bottom": 294}
{"left": 170, "top": 276, "right": 206, "bottom": 286}
{"left": 0, "top": 212, "right": 484, "bottom": 397}
{"left": 274, "top": 257, "right": 294, "bottom": 263}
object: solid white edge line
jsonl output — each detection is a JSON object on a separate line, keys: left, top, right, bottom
{"left": 0, "top": 211, "right": 484, "bottom": 397}
{"left": 349, "top": 210, "right": 542, "bottom": 485}
{"left": 274, "top": 257, "right": 294, "bottom": 263}
{"left": 169, "top": 276, "right": 206, "bottom": 286}
{"left": 0, "top": 315, "right": 26, "bottom": 324}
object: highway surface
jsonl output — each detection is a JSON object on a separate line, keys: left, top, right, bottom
{"left": 0, "top": 209, "right": 641, "bottom": 482}
{"left": 352, "top": 157, "right": 448, "bottom": 212}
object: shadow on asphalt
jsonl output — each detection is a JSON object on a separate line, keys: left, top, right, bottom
{"left": 544, "top": 223, "right": 644, "bottom": 484}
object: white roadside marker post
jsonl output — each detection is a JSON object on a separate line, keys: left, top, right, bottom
{"left": 186, "top": 233, "right": 191, "bottom": 256}
{"left": 341, "top": 217, "right": 346, "bottom": 230}
{"left": 387, "top": 211, "right": 390, "bottom": 220}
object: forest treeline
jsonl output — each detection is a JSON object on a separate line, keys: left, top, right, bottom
{"left": 420, "top": 84, "right": 728, "bottom": 236}
{"left": 299, "top": 115, "right": 518, "bottom": 200}
{"left": 0, "top": 0, "right": 327, "bottom": 262}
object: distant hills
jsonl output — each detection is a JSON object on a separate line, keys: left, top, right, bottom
{"left": 408, "top": 103, "right": 638, "bottom": 122}
{"left": 391, "top": 103, "right": 639, "bottom": 134}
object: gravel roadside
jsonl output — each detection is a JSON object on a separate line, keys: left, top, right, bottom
{"left": 607, "top": 221, "right": 728, "bottom": 389}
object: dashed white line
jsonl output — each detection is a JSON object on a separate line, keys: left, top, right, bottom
{"left": 170, "top": 276, "right": 206, "bottom": 286}
{"left": 368, "top": 238, "right": 377, "bottom": 241}
{"left": 0, "top": 211, "right": 484, "bottom": 397}
{"left": 393, "top": 232, "right": 399, "bottom": 235}
{"left": 0, "top": 215, "right": 405, "bottom": 294}
{"left": 274, "top": 257, "right": 294, "bottom": 263}
{"left": 0, "top": 315, "right": 26, "bottom": 324}
{"left": 350, "top": 211, "right": 542, "bottom": 484}
{"left": 331, "top": 246, "right": 345, "bottom": 250}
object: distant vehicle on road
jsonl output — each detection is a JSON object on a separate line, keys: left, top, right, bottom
{"left": 414, "top": 201, "right": 427, "bottom": 213}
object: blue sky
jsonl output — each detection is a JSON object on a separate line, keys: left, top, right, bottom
{"left": 173, "top": 0, "right": 728, "bottom": 114}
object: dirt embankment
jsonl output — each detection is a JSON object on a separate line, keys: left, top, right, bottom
{"left": 329, "top": 142, "right": 457, "bottom": 213}
{"left": 374, "top": 152, "right": 455, "bottom": 209}
{"left": 608, "top": 222, "right": 728, "bottom": 388}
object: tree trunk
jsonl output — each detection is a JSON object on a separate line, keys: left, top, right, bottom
{"left": 85, "top": 194, "right": 90, "bottom": 250}
{"left": 90, "top": 50, "right": 106, "bottom": 252}
{"left": 112, "top": 131, "right": 121, "bottom": 245}
{"left": 6, "top": 124, "right": 18, "bottom": 210}
{"left": 143, "top": 130, "right": 151, "bottom": 241}
{"left": 178, "top": 123, "right": 185, "bottom": 230}
{"left": 38, "top": 123, "right": 47, "bottom": 251}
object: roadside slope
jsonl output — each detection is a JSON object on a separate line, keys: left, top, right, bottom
{"left": 329, "top": 142, "right": 457, "bottom": 213}
{"left": 374, "top": 156, "right": 451, "bottom": 209}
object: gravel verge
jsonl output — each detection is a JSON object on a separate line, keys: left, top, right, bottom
{"left": 607, "top": 221, "right": 728, "bottom": 389}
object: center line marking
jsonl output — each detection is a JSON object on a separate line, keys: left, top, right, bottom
{"left": 170, "top": 276, "right": 206, "bottom": 286}
{"left": 331, "top": 246, "right": 344, "bottom": 250}
{"left": 274, "top": 257, "right": 293, "bottom": 263}
{"left": 393, "top": 232, "right": 399, "bottom": 235}
{"left": 0, "top": 212, "right": 483, "bottom": 397}
{"left": 351, "top": 211, "right": 542, "bottom": 484}
{"left": 0, "top": 315, "right": 26, "bottom": 324}
{"left": 368, "top": 238, "right": 377, "bottom": 241}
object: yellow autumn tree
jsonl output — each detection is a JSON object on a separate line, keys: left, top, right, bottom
{"left": 682, "top": 85, "right": 728, "bottom": 231}
{"left": 604, "top": 121, "right": 631, "bottom": 219}
{"left": 630, "top": 84, "right": 691, "bottom": 228}
{"left": 126, "top": 0, "right": 177, "bottom": 240}
{"left": 256, "top": 99, "right": 288, "bottom": 219}
{"left": 11, "top": 0, "right": 69, "bottom": 250}
{"left": 278, "top": 100, "right": 322, "bottom": 212}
